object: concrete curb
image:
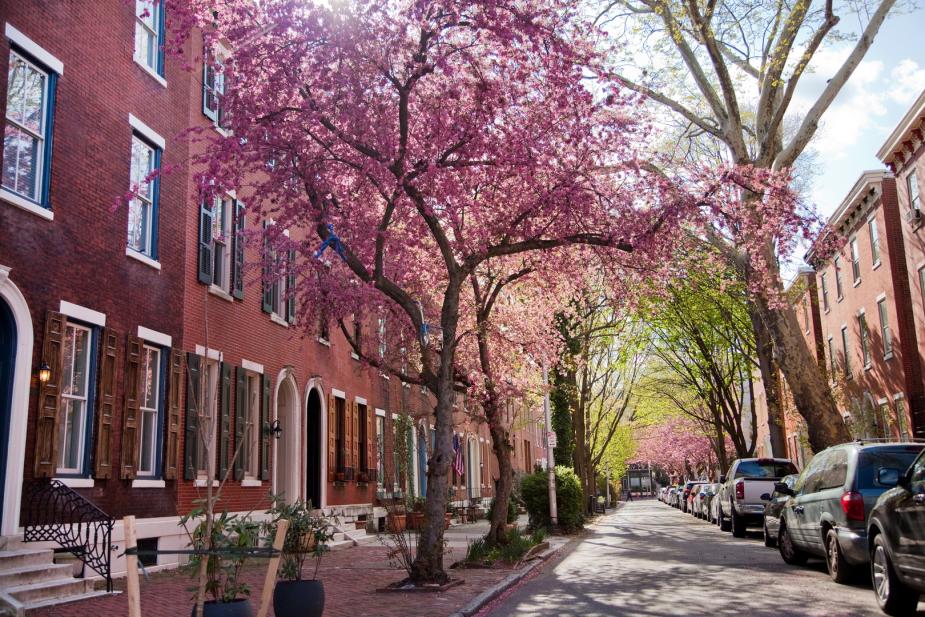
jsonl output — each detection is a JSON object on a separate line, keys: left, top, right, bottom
{"left": 446, "top": 540, "right": 568, "bottom": 617}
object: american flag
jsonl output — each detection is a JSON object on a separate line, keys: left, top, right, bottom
{"left": 453, "top": 434, "right": 464, "bottom": 476}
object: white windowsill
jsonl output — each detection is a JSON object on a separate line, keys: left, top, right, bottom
{"left": 318, "top": 338, "right": 331, "bottom": 347}
{"left": 212, "top": 124, "right": 232, "bottom": 138}
{"left": 872, "top": 260, "right": 882, "bottom": 271}
{"left": 270, "top": 313, "right": 290, "bottom": 328}
{"left": 194, "top": 478, "right": 220, "bottom": 488}
{"left": 131, "top": 478, "right": 166, "bottom": 488}
{"left": 54, "top": 477, "right": 94, "bottom": 488}
{"left": 854, "top": 278, "right": 862, "bottom": 288}
{"left": 134, "top": 59, "right": 167, "bottom": 88}
{"left": 351, "top": 352, "right": 360, "bottom": 360}
{"left": 885, "top": 351, "right": 895, "bottom": 361}
{"left": 126, "top": 248, "right": 161, "bottom": 270}
{"left": 0, "top": 188, "right": 53, "bottom": 220}
{"left": 241, "top": 478, "right": 262, "bottom": 487}
{"left": 209, "top": 284, "right": 234, "bottom": 302}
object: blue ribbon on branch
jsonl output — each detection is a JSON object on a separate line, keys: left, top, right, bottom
{"left": 314, "top": 224, "right": 347, "bottom": 261}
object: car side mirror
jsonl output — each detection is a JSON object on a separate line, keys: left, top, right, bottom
{"left": 760, "top": 493, "right": 771, "bottom": 501}
{"left": 719, "top": 475, "right": 727, "bottom": 484}
{"left": 877, "top": 467, "right": 902, "bottom": 487}
{"left": 773, "top": 482, "right": 794, "bottom": 496}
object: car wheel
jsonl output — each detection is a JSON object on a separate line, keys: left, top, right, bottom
{"left": 731, "top": 504, "right": 746, "bottom": 538}
{"left": 719, "top": 504, "right": 731, "bottom": 532}
{"left": 825, "top": 529, "right": 859, "bottom": 584}
{"left": 872, "top": 534, "right": 920, "bottom": 616}
{"left": 778, "top": 524, "right": 808, "bottom": 566}
{"left": 763, "top": 520, "right": 776, "bottom": 547}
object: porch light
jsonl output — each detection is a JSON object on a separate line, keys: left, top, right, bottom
{"left": 38, "top": 361, "right": 51, "bottom": 384}
{"left": 268, "top": 419, "right": 283, "bottom": 440}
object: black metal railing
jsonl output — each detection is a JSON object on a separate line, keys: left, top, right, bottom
{"left": 23, "top": 479, "right": 114, "bottom": 592}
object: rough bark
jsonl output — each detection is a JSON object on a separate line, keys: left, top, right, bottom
{"left": 487, "top": 416, "right": 514, "bottom": 545}
{"left": 748, "top": 301, "right": 788, "bottom": 457}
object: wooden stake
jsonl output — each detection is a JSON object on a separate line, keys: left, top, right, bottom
{"left": 124, "top": 515, "right": 141, "bottom": 617}
{"left": 257, "top": 518, "right": 289, "bottom": 617}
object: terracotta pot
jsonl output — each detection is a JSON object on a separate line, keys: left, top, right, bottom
{"left": 298, "top": 533, "right": 317, "bottom": 553}
{"left": 407, "top": 512, "right": 424, "bottom": 530}
{"left": 387, "top": 513, "right": 406, "bottom": 532}
{"left": 354, "top": 520, "right": 367, "bottom": 530}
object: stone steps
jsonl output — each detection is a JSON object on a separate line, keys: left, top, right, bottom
{"left": 0, "top": 547, "right": 109, "bottom": 614}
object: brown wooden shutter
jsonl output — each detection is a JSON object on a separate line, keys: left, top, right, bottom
{"left": 233, "top": 367, "right": 247, "bottom": 481}
{"left": 218, "top": 363, "right": 231, "bottom": 479}
{"left": 34, "top": 311, "right": 66, "bottom": 478}
{"left": 345, "top": 400, "right": 354, "bottom": 480}
{"left": 260, "top": 373, "right": 270, "bottom": 480}
{"left": 120, "top": 335, "right": 143, "bottom": 479}
{"left": 327, "top": 393, "right": 336, "bottom": 482}
{"left": 184, "top": 353, "right": 201, "bottom": 481}
{"left": 93, "top": 328, "right": 119, "bottom": 479}
{"left": 164, "top": 348, "right": 182, "bottom": 480}
{"left": 366, "top": 406, "right": 375, "bottom": 480}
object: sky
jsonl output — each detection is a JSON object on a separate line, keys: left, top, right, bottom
{"left": 794, "top": 8, "right": 925, "bottom": 218}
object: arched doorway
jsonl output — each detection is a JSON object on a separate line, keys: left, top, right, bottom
{"left": 274, "top": 374, "right": 300, "bottom": 503}
{"left": 0, "top": 300, "right": 15, "bottom": 528}
{"left": 305, "top": 388, "right": 323, "bottom": 509}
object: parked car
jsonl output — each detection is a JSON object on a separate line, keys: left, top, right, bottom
{"left": 688, "top": 482, "right": 706, "bottom": 515}
{"left": 680, "top": 481, "right": 699, "bottom": 513}
{"left": 761, "top": 473, "right": 798, "bottom": 547}
{"left": 866, "top": 447, "right": 925, "bottom": 615}
{"left": 702, "top": 483, "right": 721, "bottom": 521}
{"left": 718, "top": 458, "right": 798, "bottom": 537}
{"left": 691, "top": 483, "right": 709, "bottom": 518}
{"left": 667, "top": 486, "right": 679, "bottom": 507}
{"left": 710, "top": 485, "right": 723, "bottom": 524}
{"left": 775, "top": 442, "right": 924, "bottom": 585}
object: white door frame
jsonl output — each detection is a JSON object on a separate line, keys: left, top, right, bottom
{"left": 0, "top": 266, "right": 33, "bottom": 535}
{"left": 303, "top": 379, "right": 327, "bottom": 509}
{"left": 272, "top": 369, "right": 300, "bottom": 503}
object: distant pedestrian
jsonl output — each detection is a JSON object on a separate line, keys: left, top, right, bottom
{"left": 625, "top": 489, "right": 634, "bottom": 502}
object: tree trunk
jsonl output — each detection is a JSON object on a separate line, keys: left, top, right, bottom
{"left": 752, "top": 282, "right": 851, "bottom": 451}
{"left": 487, "top": 418, "right": 514, "bottom": 545}
{"left": 748, "top": 301, "right": 788, "bottom": 457}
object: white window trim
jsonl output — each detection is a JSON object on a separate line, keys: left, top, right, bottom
{"left": 241, "top": 478, "right": 262, "bottom": 488}
{"left": 5, "top": 24, "right": 64, "bottom": 74}
{"left": 876, "top": 292, "right": 888, "bottom": 302}
{"left": 857, "top": 307, "right": 866, "bottom": 316}
{"left": 241, "top": 359, "right": 264, "bottom": 374}
{"left": 59, "top": 300, "right": 105, "bottom": 327}
{"left": 194, "top": 345, "right": 222, "bottom": 361}
{"left": 54, "top": 477, "right": 94, "bottom": 489}
{"left": 270, "top": 313, "right": 290, "bottom": 328}
{"left": 194, "top": 478, "right": 220, "bottom": 488}
{"left": 138, "top": 326, "right": 171, "bottom": 347}
{"left": 135, "top": 58, "right": 167, "bottom": 87}
{"left": 894, "top": 392, "right": 906, "bottom": 401}
{"left": 391, "top": 413, "right": 399, "bottom": 420}
{"left": 126, "top": 247, "right": 161, "bottom": 270}
{"left": 131, "top": 479, "right": 166, "bottom": 489}
{"left": 375, "top": 408, "right": 386, "bottom": 417}
{"left": 351, "top": 351, "right": 360, "bottom": 360}
{"left": 128, "top": 114, "right": 166, "bottom": 150}
{"left": 208, "top": 284, "right": 234, "bottom": 303}
{"left": 355, "top": 396, "right": 368, "bottom": 406}
{"left": 331, "top": 388, "right": 346, "bottom": 399}
{"left": 0, "top": 188, "right": 54, "bottom": 220}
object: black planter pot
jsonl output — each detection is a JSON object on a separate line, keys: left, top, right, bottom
{"left": 190, "top": 599, "right": 254, "bottom": 617}
{"left": 273, "top": 579, "right": 325, "bottom": 617}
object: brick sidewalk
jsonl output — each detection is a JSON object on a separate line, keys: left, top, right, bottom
{"left": 28, "top": 540, "right": 513, "bottom": 617}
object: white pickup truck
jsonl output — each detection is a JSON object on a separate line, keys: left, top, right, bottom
{"left": 717, "top": 458, "right": 799, "bottom": 538}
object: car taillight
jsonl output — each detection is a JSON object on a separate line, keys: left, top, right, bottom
{"left": 841, "top": 491, "right": 865, "bottom": 522}
{"left": 735, "top": 480, "right": 744, "bottom": 500}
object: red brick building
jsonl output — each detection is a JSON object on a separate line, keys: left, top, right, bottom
{"left": 0, "top": 1, "right": 549, "bottom": 587}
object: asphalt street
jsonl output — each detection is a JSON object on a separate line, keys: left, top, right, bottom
{"left": 487, "top": 498, "right": 923, "bottom": 617}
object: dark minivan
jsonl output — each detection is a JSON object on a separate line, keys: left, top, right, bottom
{"left": 867, "top": 447, "right": 925, "bottom": 615}
{"left": 774, "top": 442, "right": 924, "bottom": 584}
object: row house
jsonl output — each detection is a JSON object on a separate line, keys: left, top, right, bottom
{"left": 0, "top": 0, "right": 547, "bottom": 591}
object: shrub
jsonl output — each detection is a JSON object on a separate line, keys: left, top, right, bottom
{"left": 497, "top": 527, "right": 532, "bottom": 564}
{"left": 465, "top": 537, "right": 492, "bottom": 564}
{"left": 521, "top": 466, "right": 584, "bottom": 532}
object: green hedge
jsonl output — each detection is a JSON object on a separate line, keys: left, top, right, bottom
{"left": 521, "top": 466, "right": 584, "bottom": 532}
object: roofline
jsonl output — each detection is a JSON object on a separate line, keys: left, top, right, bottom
{"left": 877, "top": 88, "right": 925, "bottom": 163}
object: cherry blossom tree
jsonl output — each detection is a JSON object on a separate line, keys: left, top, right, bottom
{"left": 632, "top": 415, "right": 724, "bottom": 480}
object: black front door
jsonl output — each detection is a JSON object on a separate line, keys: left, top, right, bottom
{"left": 0, "top": 300, "right": 16, "bottom": 526}
{"left": 305, "top": 389, "right": 322, "bottom": 509}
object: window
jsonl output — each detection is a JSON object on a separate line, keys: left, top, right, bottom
{"left": 240, "top": 373, "right": 260, "bottom": 479}
{"left": 523, "top": 439, "right": 531, "bottom": 472}
{"left": 334, "top": 397, "right": 346, "bottom": 476}
{"left": 850, "top": 238, "right": 861, "bottom": 283}
{"left": 841, "top": 325, "right": 851, "bottom": 378}
{"left": 733, "top": 460, "right": 797, "bottom": 479}
{"left": 908, "top": 450, "right": 925, "bottom": 493}
{"left": 134, "top": 0, "right": 165, "bottom": 77}
{"left": 802, "top": 298, "right": 810, "bottom": 333}
{"left": 261, "top": 234, "right": 294, "bottom": 322}
{"left": 3, "top": 50, "right": 57, "bottom": 209}
{"left": 376, "top": 415, "right": 385, "bottom": 486}
{"left": 878, "top": 299, "right": 893, "bottom": 358}
{"left": 909, "top": 170, "right": 921, "bottom": 212}
{"left": 211, "top": 196, "right": 232, "bottom": 292}
{"left": 357, "top": 403, "right": 368, "bottom": 477}
{"left": 877, "top": 401, "right": 892, "bottom": 439}
{"left": 127, "top": 134, "right": 160, "bottom": 258}
{"left": 378, "top": 317, "right": 387, "bottom": 359}
{"left": 202, "top": 49, "right": 225, "bottom": 125}
{"left": 352, "top": 318, "right": 362, "bottom": 356}
{"left": 820, "top": 273, "right": 830, "bottom": 311}
{"left": 197, "top": 360, "right": 219, "bottom": 474}
{"left": 199, "top": 197, "right": 243, "bottom": 297}
{"left": 57, "top": 323, "right": 95, "bottom": 474}
{"left": 817, "top": 449, "right": 848, "bottom": 491}
{"left": 834, "top": 256, "right": 844, "bottom": 299}
{"left": 919, "top": 266, "right": 925, "bottom": 314}
{"left": 896, "top": 398, "right": 910, "bottom": 440}
{"left": 859, "top": 313, "right": 871, "bottom": 369}
{"left": 137, "top": 345, "right": 163, "bottom": 476}
{"left": 869, "top": 217, "right": 881, "bottom": 266}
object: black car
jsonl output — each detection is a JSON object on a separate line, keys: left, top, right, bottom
{"left": 680, "top": 481, "right": 698, "bottom": 513}
{"left": 774, "top": 442, "right": 924, "bottom": 584}
{"left": 867, "top": 447, "right": 925, "bottom": 615}
{"left": 761, "top": 473, "right": 798, "bottom": 548}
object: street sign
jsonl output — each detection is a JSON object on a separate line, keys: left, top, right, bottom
{"left": 547, "top": 431, "right": 557, "bottom": 448}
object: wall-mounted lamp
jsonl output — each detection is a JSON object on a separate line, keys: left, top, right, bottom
{"left": 268, "top": 419, "right": 283, "bottom": 440}
{"left": 37, "top": 361, "right": 51, "bottom": 384}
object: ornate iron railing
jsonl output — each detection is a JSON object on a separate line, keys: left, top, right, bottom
{"left": 23, "top": 479, "right": 114, "bottom": 592}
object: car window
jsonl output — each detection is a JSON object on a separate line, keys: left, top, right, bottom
{"left": 856, "top": 446, "right": 925, "bottom": 489}
{"left": 906, "top": 451, "right": 925, "bottom": 492}
{"left": 796, "top": 452, "right": 828, "bottom": 494}
{"left": 734, "top": 460, "right": 798, "bottom": 479}
{"left": 818, "top": 449, "right": 849, "bottom": 490}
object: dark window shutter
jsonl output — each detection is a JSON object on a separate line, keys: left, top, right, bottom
{"left": 366, "top": 406, "right": 375, "bottom": 480}
{"left": 346, "top": 400, "right": 355, "bottom": 480}
{"left": 218, "top": 362, "right": 231, "bottom": 480}
{"left": 233, "top": 367, "right": 247, "bottom": 480}
{"left": 34, "top": 311, "right": 66, "bottom": 478}
{"left": 202, "top": 53, "right": 212, "bottom": 119}
{"left": 231, "top": 200, "right": 245, "bottom": 300}
{"left": 286, "top": 249, "right": 296, "bottom": 323}
{"left": 198, "top": 201, "right": 214, "bottom": 285}
{"left": 184, "top": 353, "right": 201, "bottom": 480}
{"left": 261, "top": 225, "right": 273, "bottom": 313}
{"left": 120, "top": 335, "right": 143, "bottom": 479}
{"left": 327, "top": 394, "right": 336, "bottom": 482}
{"left": 260, "top": 373, "right": 271, "bottom": 480}
{"left": 93, "top": 328, "right": 119, "bottom": 479}
{"left": 164, "top": 348, "right": 182, "bottom": 480}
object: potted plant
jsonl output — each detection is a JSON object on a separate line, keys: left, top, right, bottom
{"left": 264, "top": 495, "right": 333, "bottom": 617}
{"left": 182, "top": 507, "right": 259, "bottom": 617}
{"left": 407, "top": 497, "right": 425, "bottom": 530}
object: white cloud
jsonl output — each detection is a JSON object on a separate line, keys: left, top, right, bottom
{"left": 888, "top": 59, "right": 925, "bottom": 104}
